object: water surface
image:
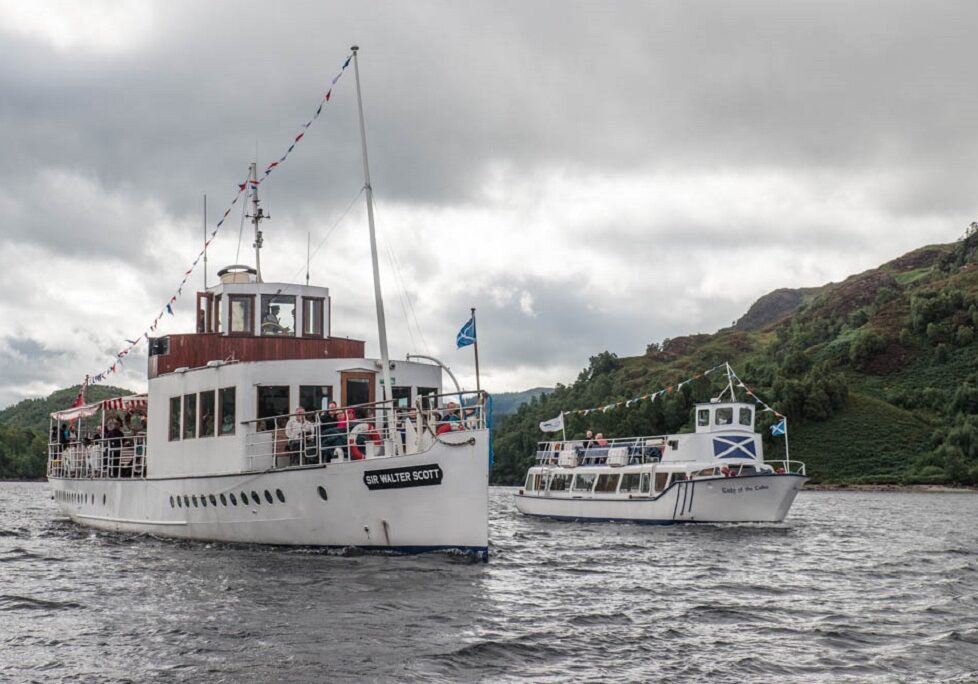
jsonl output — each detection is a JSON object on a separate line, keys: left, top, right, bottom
{"left": 2, "top": 482, "right": 977, "bottom": 682}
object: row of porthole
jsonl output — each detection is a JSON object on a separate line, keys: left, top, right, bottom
{"left": 169, "top": 488, "right": 287, "bottom": 510}
{"left": 56, "top": 490, "right": 106, "bottom": 506}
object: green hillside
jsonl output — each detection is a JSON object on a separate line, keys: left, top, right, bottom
{"left": 493, "top": 229, "right": 978, "bottom": 487}
{"left": 0, "top": 384, "right": 134, "bottom": 479}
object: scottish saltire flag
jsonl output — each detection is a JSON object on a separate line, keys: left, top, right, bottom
{"left": 712, "top": 435, "right": 758, "bottom": 459}
{"left": 770, "top": 420, "right": 786, "bottom": 437}
{"left": 539, "top": 414, "right": 564, "bottom": 433}
{"left": 456, "top": 317, "right": 476, "bottom": 348}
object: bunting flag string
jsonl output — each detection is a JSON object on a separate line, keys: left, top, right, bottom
{"left": 84, "top": 52, "right": 354, "bottom": 386}
{"left": 725, "top": 365, "right": 784, "bottom": 419}
{"left": 565, "top": 363, "right": 728, "bottom": 417}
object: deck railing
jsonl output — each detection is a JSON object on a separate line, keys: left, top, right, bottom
{"left": 534, "top": 435, "right": 668, "bottom": 466}
{"left": 47, "top": 435, "right": 147, "bottom": 480}
{"left": 242, "top": 390, "right": 487, "bottom": 471}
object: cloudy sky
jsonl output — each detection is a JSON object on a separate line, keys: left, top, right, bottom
{"left": 1, "top": 0, "right": 976, "bottom": 408}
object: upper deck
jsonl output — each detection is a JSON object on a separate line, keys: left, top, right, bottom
{"left": 149, "top": 265, "right": 365, "bottom": 378}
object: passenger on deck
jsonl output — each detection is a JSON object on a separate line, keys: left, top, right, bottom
{"left": 583, "top": 430, "right": 595, "bottom": 449}
{"left": 595, "top": 433, "right": 608, "bottom": 447}
{"left": 105, "top": 419, "right": 124, "bottom": 477}
{"left": 285, "top": 407, "right": 314, "bottom": 465}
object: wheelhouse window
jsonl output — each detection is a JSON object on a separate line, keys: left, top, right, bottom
{"left": 261, "top": 295, "right": 296, "bottom": 337}
{"left": 169, "top": 397, "right": 181, "bottom": 441}
{"left": 219, "top": 387, "right": 236, "bottom": 435}
{"left": 715, "top": 407, "right": 733, "bottom": 425}
{"left": 739, "top": 407, "right": 753, "bottom": 426}
{"left": 301, "top": 297, "right": 324, "bottom": 337}
{"left": 572, "top": 473, "right": 596, "bottom": 492}
{"left": 697, "top": 409, "right": 710, "bottom": 427}
{"left": 299, "top": 385, "right": 332, "bottom": 412}
{"left": 199, "top": 390, "right": 216, "bottom": 438}
{"left": 229, "top": 295, "right": 254, "bottom": 334}
{"left": 595, "top": 473, "right": 620, "bottom": 493}
{"left": 183, "top": 394, "right": 197, "bottom": 439}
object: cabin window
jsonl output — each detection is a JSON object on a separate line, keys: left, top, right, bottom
{"left": 655, "top": 472, "right": 669, "bottom": 491}
{"left": 183, "top": 394, "right": 197, "bottom": 439}
{"left": 549, "top": 473, "right": 572, "bottom": 491}
{"left": 595, "top": 473, "right": 620, "bottom": 493}
{"left": 229, "top": 295, "right": 254, "bottom": 334}
{"left": 668, "top": 440, "right": 679, "bottom": 451}
{"left": 299, "top": 385, "right": 332, "bottom": 412}
{"left": 739, "top": 407, "right": 752, "bottom": 426}
{"left": 218, "top": 387, "right": 236, "bottom": 435}
{"left": 525, "top": 472, "right": 546, "bottom": 491}
{"left": 715, "top": 407, "right": 733, "bottom": 425}
{"left": 301, "top": 297, "right": 324, "bottom": 337}
{"left": 572, "top": 473, "right": 596, "bottom": 492}
{"left": 417, "top": 387, "right": 438, "bottom": 410}
{"left": 261, "top": 295, "right": 296, "bottom": 336}
{"left": 619, "top": 473, "right": 642, "bottom": 492}
{"left": 257, "top": 386, "right": 289, "bottom": 430}
{"left": 392, "top": 386, "right": 412, "bottom": 408}
{"left": 697, "top": 409, "right": 710, "bottom": 427}
{"left": 199, "top": 390, "right": 216, "bottom": 438}
{"left": 168, "top": 397, "right": 181, "bottom": 441}
{"left": 640, "top": 473, "right": 651, "bottom": 493}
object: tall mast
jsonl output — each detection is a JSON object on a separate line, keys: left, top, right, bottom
{"left": 248, "top": 162, "right": 266, "bottom": 282}
{"left": 351, "top": 45, "right": 394, "bottom": 409}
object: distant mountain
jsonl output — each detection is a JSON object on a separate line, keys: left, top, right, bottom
{"left": 492, "top": 233, "right": 978, "bottom": 487}
{"left": 492, "top": 387, "right": 554, "bottom": 418}
{"left": 0, "top": 384, "right": 136, "bottom": 435}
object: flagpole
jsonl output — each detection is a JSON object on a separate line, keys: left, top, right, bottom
{"left": 784, "top": 416, "right": 791, "bottom": 467}
{"left": 560, "top": 411, "right": 566, "bottom": 442}
{"left": 471, "top": 307, "right": 481, "bottom": 393}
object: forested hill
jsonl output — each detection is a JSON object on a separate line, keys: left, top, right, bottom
{"left": 0, "top": 384, "right": 133, "bottom": 479}
{"left": 492, "top": 231, "right": 978, "bottom": 487}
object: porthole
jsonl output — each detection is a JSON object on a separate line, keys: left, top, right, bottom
{"left": 276, "top": 489, "right": 285, "bottom": 503}
{"left": 317, "top": 486, "right": 328, "bottom": 501}
{"left": 264, "top": 490, "right": 273, "bottom": 504}
{"left": 229, "top": 492, "right": 237, "bottom": 506}
{"left": 177, "top": 497, "right": 183, "bottom": 508}
{"left": 184, "top": 495, "right": 190, "bottom": 508}
{"left": 200, "top": 495, "right": 207, "bottom": 508}
{"left": 170, "top": 496, "right": 175, "bottom": 508}
{"left": 241, "top": 491, "right": 248, "bottom": 505}
{"left": 251, "top": 491, "right": 260, "bottom": 505}
{"left": 102, "top": 494, "right": 106, "bottom": 505}
{"left": 220, "top": 493, "right": 227, "bottom": 506}
{"left": 209, "top": 494, "right": 217, "bottom": 507}
{"left": 192, "top": 495, "right": 199, "bottom": 508}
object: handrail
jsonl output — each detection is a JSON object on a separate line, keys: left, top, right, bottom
{"left": 47, "top": 435, "right": 147, "bottom": 480}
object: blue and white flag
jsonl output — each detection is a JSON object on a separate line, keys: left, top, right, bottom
{"left": 539, "top": 414, "right": 564, "bottom": 433}
{"left": 770, "top": 420, "right": 786, "bottom": 437}
{"left": 456, "top": 316, "right": 477, "bottom": 348}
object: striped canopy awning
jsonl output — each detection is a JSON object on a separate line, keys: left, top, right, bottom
{"left": 51, "top": 394, "right": 148, "bottom": 421}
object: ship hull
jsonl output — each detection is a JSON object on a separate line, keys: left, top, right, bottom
{"left": 49, "top": 431, "right": 489, "bottom": 559}
{"left": 514, "top": 473, "right": 806, "bottom": 524}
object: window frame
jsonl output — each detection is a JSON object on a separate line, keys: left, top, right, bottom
{"left": 301, "top": 296, "right": 325, "bottom": 338}
{"left": 199, "top": 389, "right": 216, "bottom": 438}
{"left": 218, "top": 386, "right": 236, "bottom": 436}
{"left": 168, "top": 396, "right": 181, "bottom": 441}
{"left": 228, "top": 294, "right": 256, "bottom": 336}
{"left": 182, "top": 393, "right": 197, "bottom": 439}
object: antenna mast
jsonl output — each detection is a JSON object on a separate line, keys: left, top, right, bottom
{"left": 247, "top": 162, "right": 267, "bottom": 282}
{"left": 351, "top": 46, "right": 395, "bottom": 412}
{"left": 202, "top": 194, "right": 208, "bottom": 289}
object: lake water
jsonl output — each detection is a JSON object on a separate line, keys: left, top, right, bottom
{"left": 2, "top": 482, "right": 977, "bottom": 682}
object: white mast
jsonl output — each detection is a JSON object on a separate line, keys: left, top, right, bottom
{"left": 350, "top": 46, "right": 395, "bottom": 418}
{"left": 248, "top": 162, "right": 266, "bottom": 282}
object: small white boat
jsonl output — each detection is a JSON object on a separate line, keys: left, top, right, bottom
{"left": 46, "top": 48, "right": 490, "bottom": 560}
{"left": 514, "top": 392, "right": 807, "bottom": 525}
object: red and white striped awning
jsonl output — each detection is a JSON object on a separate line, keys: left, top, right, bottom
{"left": 100, "top": 395, "right": 148, "bottom": 412}
{"left": 50, "top": 394, "right": 148, "bottom": 421}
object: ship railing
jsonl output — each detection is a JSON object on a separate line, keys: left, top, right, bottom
{"left": 242, "top": 390, "right": 488, "bottom": 471}
{"left": 46, "top": 435, "right": 147, "bottom": 480}
{"left": 766, "top": 459, "right": 807, "bottom": 476}
{"left": 534, "top": 434, "right": 668, "bottom": 466}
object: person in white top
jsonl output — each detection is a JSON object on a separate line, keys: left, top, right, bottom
{"left": 285, "top": 407, "right": 315, "bottom": 464}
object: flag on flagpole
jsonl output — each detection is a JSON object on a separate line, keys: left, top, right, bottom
{"left": 770, "top": 419, "right": 786, "bottom": 437}
{"left": 456, "top": 316, "right": 476, "bottom": 348}
{"left": 539, "top": 414, "right": 564, "bottom": 433}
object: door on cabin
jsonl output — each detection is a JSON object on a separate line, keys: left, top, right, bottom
{"left": 340, "top": 371, "right": 375, "bottom": 407}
